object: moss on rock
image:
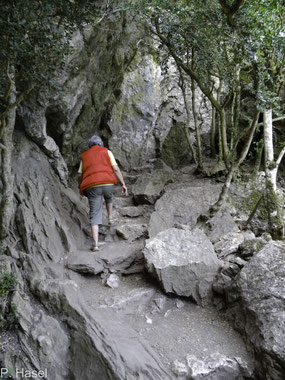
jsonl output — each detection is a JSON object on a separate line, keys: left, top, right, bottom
{"left": 161, "top": 122, "right": 191, "bottom": 168}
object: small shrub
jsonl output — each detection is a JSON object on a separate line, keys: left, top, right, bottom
{"left": 0, "top": 303, "right": 18, "bottom": 330}
{"left": 0, "top": 271, "right": 17, "bottom": 296}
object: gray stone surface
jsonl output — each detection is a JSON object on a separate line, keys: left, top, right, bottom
{"left": 108, "top": 52, "right": 212, "bottom": 170}
{"left": 30, "top": 277, "right": 172, "bottom": 380}
{"left": 172, "top": 359, "right": 188, "bottom": 376}
{"left": 214, "top": 231, "right": 245, "bottom": 258}
{"left": 205, "top": 208, "right": 239, "bottom": 244}
{"left": 66, "top": 241, "right": 145, "bottom": 275}
{"left": 148, "top": 184, "right": 221, "bottom": 238}
{"left": 13, "top": 134, "right": 88, "bottom": 262}
{"left": 98, "top": 241, "right": 145, "bottom": 274}
{"left": 11, "top": 291, "right": 70, "bottom": 380}
{"left": 119, "top": 206, "right": 144, "bottom": 217}
{"left": 105, "top": 274, "right": 120, "bottom": 289}
{"left": 132, "top": 159, "right": 173, "bottom": 205}
{"left": 186, "top": 353, "right": 254, "bottom": 379}
{"left": 116, "top": 223, "right": 147, "bottom": 241}
{"left": 238, "top": 238, "right": 266, "bottom": 260}
{"left": 226, "top": 241, "right": 285, "bottom": 379}
{"left": 66, "top": 251, "right": 105, "bottom": 274}
{"left": 143, "top": 228, "right": 222, "bottom": 305}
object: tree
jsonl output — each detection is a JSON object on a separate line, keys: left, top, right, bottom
{"left": 0, "top": 0, "right": 114, "bottom": 243}
{"left": 133, "top": 0, "right": 285, "bottom": 238}
{"left": 219, "top": 0, "right": 285, "bottom": 238}
{"left": 132, "top": 0, "right": 262, "bottom": 185}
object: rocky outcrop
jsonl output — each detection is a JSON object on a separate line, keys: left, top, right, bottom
{"left": 15, "top": 18, "right": 213, "bottom": 181}
{"left": 1, "top": 133, "right": 172, "bottom": 379}
{"left": 109, "top": 54, "right": 212, "bottom": 170}
{"left": 185, "top": 353, "right": 254, "bottom": 379}
{"left": 132, "top": 159, "right": 173, "bottom": 204}
{"left": 17, "top": 9, "right": 143, "bottom": 174}
{"left": 148, "top": 182, "right": 221, "bottom": 238}
{"left": 67, "top": 241, "right": 145, "bottom": 275}
{"left": 143, "top": 227, "right": 222, "bottom": 305}
{"left": 225, "top": 241, "right": 285, "bottom": 380}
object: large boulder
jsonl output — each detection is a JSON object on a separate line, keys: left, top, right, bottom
{"left": 148, "top": 184, "right": 221, "bottom": 238}
{"left": 132, "top": 159, "right": 173, "bottom": 205}
{"left": 143, "top": 227, "right": 222, "bottom": 305}
{"left": 226, "top": 241, "right": 285, "bottom": 380}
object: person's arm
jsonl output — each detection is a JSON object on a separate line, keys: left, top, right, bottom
{"left": 113, "top": 165, "right": 128, "bottom": 196}
{"left": 78, "top": 161, "right": 84, "bottom": 195}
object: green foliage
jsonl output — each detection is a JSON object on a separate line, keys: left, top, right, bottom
{"left": 0, "top": 268, "right": 18, "bottom": 330}
{"left": 244, "top": 190, "right": 267, "bottom": 220}
{"left": 131, "top": 0, "right": 285, "bottom": 110}
{"left": 0, "top": 271, "right": 17, "bottom": 296}
{"left": 0, "top": 0, "right": 116, "bottom": 96}
{"left": 0, "top": 303, "right": 18, "bottom": 330}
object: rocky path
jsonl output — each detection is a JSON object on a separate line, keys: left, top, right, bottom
{"left": 65, "top": 166, "right": 255, "bottom": 379}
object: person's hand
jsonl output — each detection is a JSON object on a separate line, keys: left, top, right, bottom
{"left": 122, "top": 185, "right": 128, "bottom": 196}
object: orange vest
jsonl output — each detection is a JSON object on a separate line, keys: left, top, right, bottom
{"left": 80, "top": 146, "right": 117, "bottom": 192}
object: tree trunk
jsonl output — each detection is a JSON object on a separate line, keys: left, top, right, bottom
{"left": 177, "top": 68, "right": 198, "bottom": 166}
{"left": 0, "top": 66, "right": 16, "bottom": 244}
{"left": 218, "top": 108, "right": 229, "bottom": 169}
{"left": 212, "top": 109, "right": 260, "bottom": 211}
{"left": 229, "top": 92, "right": 236, "bottom": 151}
{"left": 216, "top": 79, "right": 224, "bottom": 163}
{"left": 253, "top": 139, "right": 264, "bottom": 179}
{"left": 263, "top": 109, "right": 284, "bottom": 239}
{"left": 191, "top": 77, "right": 204, "bottom": 171}
{"left": 210, "top": 106, "right": 216, "bottom": 158}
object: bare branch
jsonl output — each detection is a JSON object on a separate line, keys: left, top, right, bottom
{"left": 257, "top": 115, "right": 285, "bottom": 128}
{"left": 276, "top": 146, "right": 285, "bottom": 166}
{"left": 0, "top": 85, "right": 35, "bottom": 122}
{"left": 0, "top": 142, "right": 7, "bottom": 151}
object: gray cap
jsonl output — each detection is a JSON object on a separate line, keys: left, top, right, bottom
{"left": 88, "top": 135, "right": 104, "bottom": 148}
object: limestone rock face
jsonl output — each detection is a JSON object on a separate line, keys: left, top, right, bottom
{"left": 108, "top": 53, "right": 212, "bottom": 170}
{"left": 143, "top": 228, "right": 222, "bottom": 305}
{"left": 17, "top": 20, "right": 212, "bottom": 176}
{"left": 226, "top": 241, "right": 285, "bottom": 379}
{"left": 17, "top": 12, "right": 143, "bottom": 172}
{"left": 132, "top": 159, "right": 173, "bottom": 204}
{"left": 2, "top": 133, "right": 172, "bottom": 379}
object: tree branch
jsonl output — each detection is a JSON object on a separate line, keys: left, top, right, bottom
{"left": 4, "top": 60, "right": 12, "bottom": 100}
{"left": 276, "top": 146, "right": 285, "bottom": 166}
{"left": 256, "top": 115, "right": 285, "bottom": 128}
{"left": 232, "top": 0, "right": 246, "bottom": 14}
{"left": 0, "top": 142, "right": 7, "bottom": 151}
{"left": 153, "top": 17, "right": 222, "bottom": 112}
{"left": 218, "top": 0, "right": 246, "bottom": 27}
{"left": 0, "top": 85, "right": 35, "bottom": 123}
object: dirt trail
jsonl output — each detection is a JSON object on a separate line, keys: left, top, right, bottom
{"left": 67, "top": 166, "right": 255, "bottom": 376}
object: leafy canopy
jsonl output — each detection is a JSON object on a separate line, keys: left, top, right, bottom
{"left": 0, "top": 0, "right": 102, "bottom": 93}
{"left": 131, "top": 0, "right": 285, "bottom": 110}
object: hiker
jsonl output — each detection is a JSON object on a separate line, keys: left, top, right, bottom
{"left": 78, "top": 135, "right": 128, "bottom": 252}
